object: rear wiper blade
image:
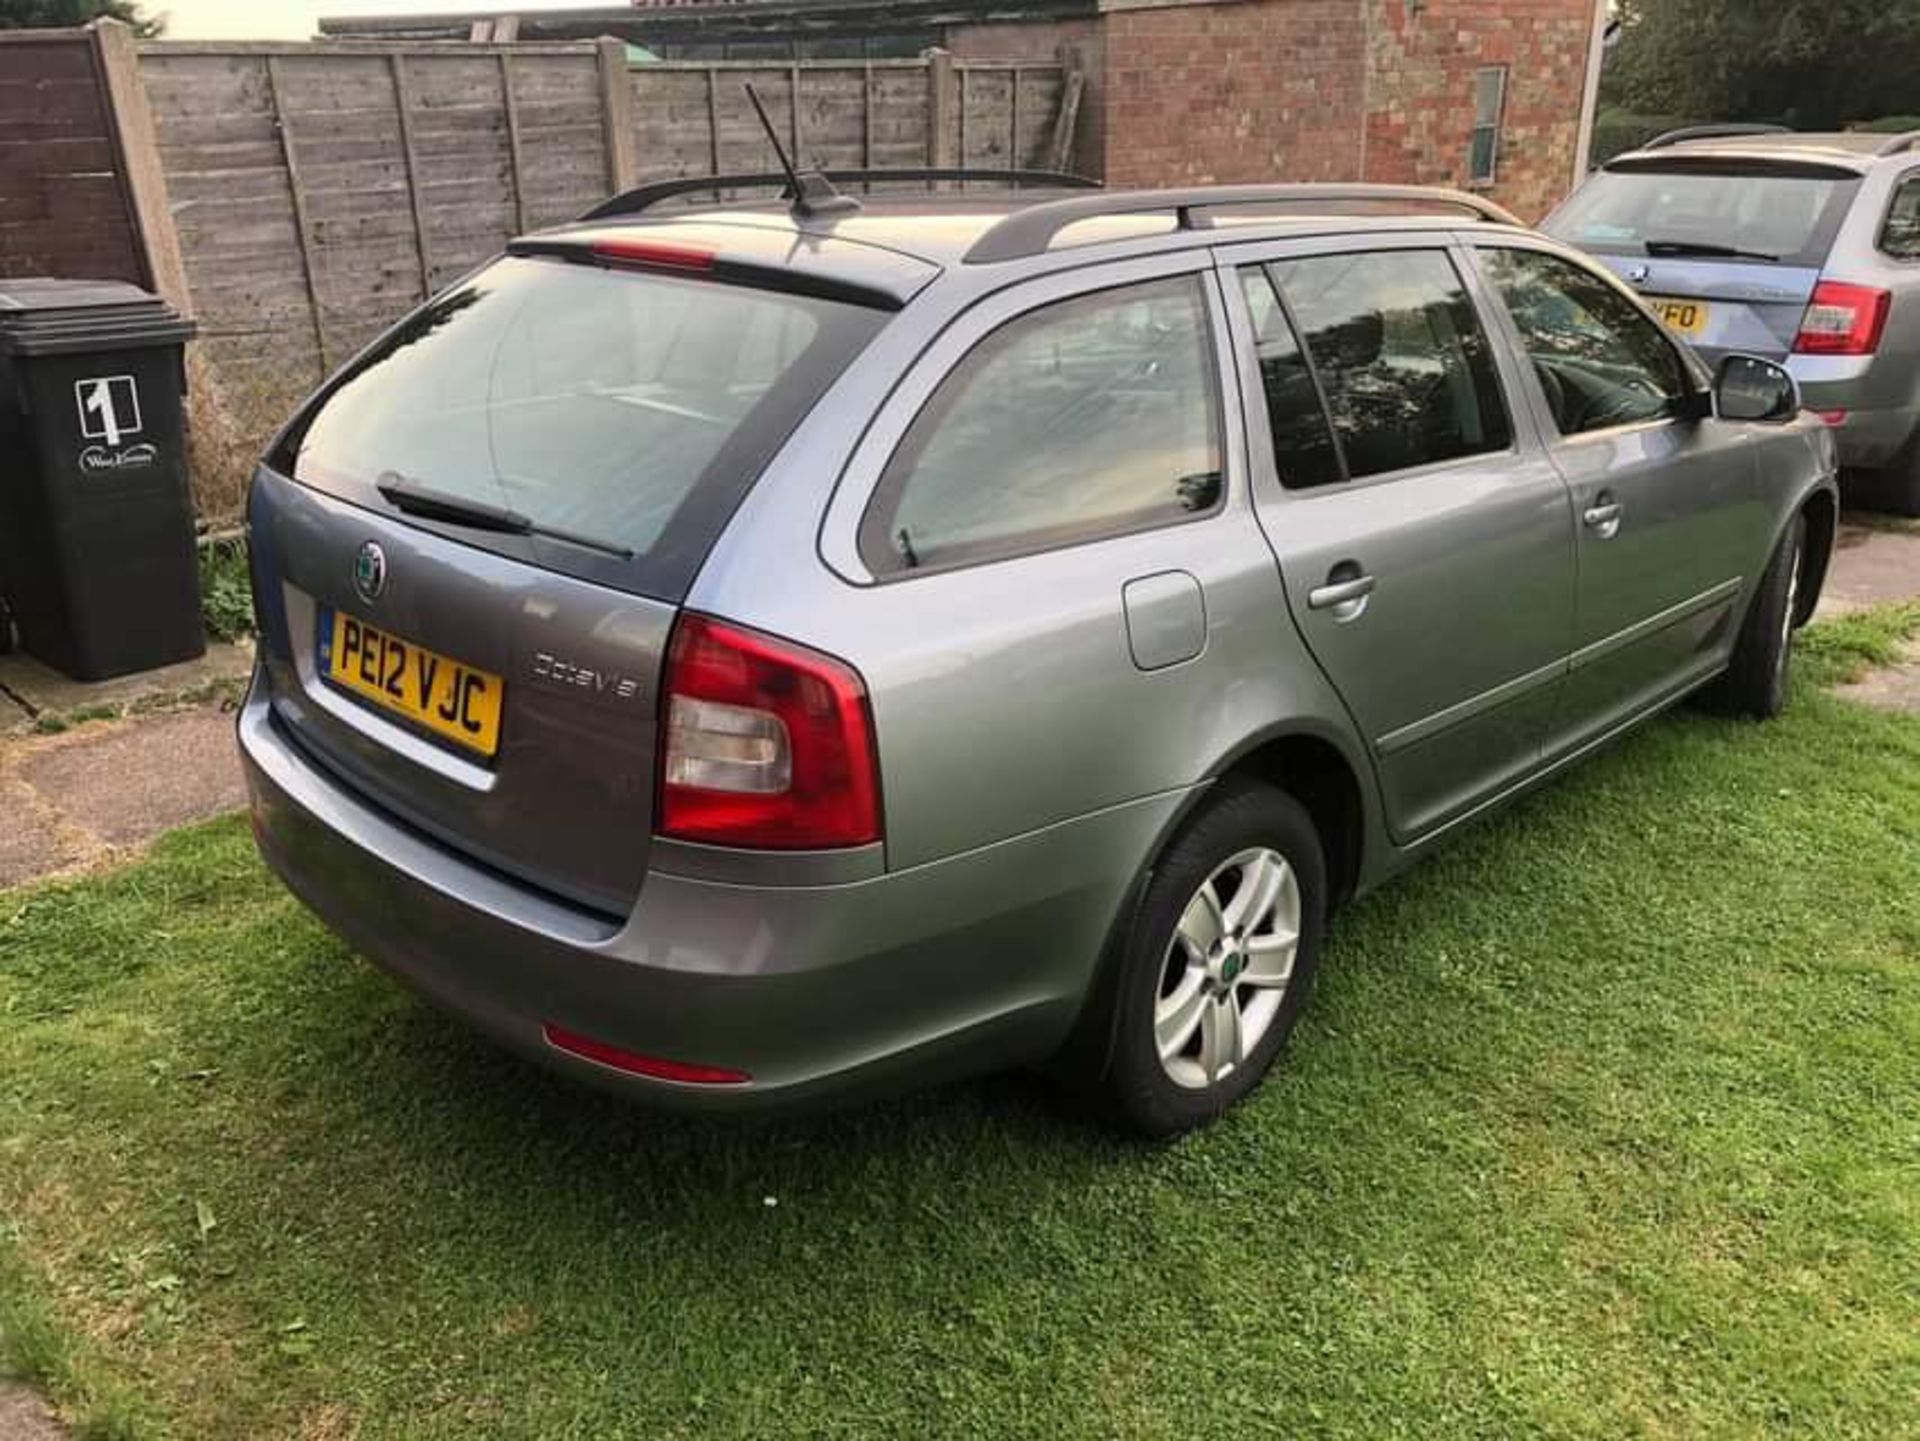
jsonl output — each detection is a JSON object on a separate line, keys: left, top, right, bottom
{"left": 1643, "top": 238, "right": 1779, "bottom": 262}
{"left": 375, "top": 474, "right": 634, "bottom": 561}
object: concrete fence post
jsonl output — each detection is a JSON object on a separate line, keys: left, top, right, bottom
{"left": 91, "top": 18, "right": 187, "bottom": 310}
{"left": 927, "top": 48, "right": 957, "bottom": 172}
{"left": 598, "top": 36, "right": 639, "bottom": 193}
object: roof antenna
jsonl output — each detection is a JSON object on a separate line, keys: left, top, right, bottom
{"left": 744, "top": 82, "right": 862, "bottom": 222}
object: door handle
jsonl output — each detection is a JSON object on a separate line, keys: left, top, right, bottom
{"left": 1308, "top": 570, "right": 1376, "bottom": 620}
{"left": 1583, "top": 496, "right": 1624, "bottom": 539}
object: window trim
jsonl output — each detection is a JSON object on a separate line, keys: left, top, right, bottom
{"left": 1466, "top": 239, "right": 1712, "bottom": 446}
{"left": 1468, "top": 66, "right": 1508, "bottom": 189}
{"left": 852, "top": 271, "right": 1232, "bottom": 583}
{"left": 1240, "top": 262, "right": 1352, "bottom": 487}
{"left": 1876, "top": 167, "right": 1920, "bottom": 263}
{"left": 1232, "top": 244, "right": 1524, "bottom": 494}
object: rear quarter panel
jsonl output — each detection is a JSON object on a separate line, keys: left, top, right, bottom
{"left": 689, "top": 253, "right": 1380, "bottom": 876}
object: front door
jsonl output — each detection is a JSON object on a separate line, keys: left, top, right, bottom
{"left": 1469, "top": 242, "right": 1765, "bottom": 754}
{"left": 1221, "top": 238, "right": 1577, "bottom": 842}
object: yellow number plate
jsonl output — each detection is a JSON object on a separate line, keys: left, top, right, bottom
{"left": 320, "top": 608, "right": 503, "bottom": 758}
{"left": 1648, "top": 297, "right": 1710, "bottom": 336}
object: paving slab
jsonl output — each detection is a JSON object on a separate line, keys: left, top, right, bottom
{"left": 0, "top": 642, "right": 252, "bottom": 734}
{"left": 12, "top": 707, "right": 245, "bottom": 852}
{"left": 0, "top": 1385, "right": 65, "bottom": 1441}
{"left": 1817, "top": 518, "right": 1920, "bottom": 617}
{"left": 1831, "top": 638, "right": 1920, "bottom": 715}
{"left": 0, "top": 776, "right": 92, "bottom": 891}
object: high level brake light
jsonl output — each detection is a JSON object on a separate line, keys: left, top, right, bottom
{"left": 589, "top": 237, "right": 716, "bottom": 273}
{"left": 658, "top": 615, "right": 881, "bottom": 850}
{"left": 1793, "top": 281, "right": 1891, "bottom": 356}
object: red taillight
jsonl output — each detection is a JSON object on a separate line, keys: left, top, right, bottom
{"left": 658, "top": 614, "right": 881, "bottom": 850}
{"left": 543, "top": 1023, "right": 749, "bottom": 1086}
{"left": 590, "top": 237, "right": 715, "bottom": 273}
{"left": 1794, "top": 281, "right": 1891, "bottom": 356}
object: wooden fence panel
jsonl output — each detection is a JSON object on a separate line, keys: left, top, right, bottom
{"left": 627, "top": 56, "right": 1064, "bottom": 195}
{"left": 0, "top": 31, "right": 145, "bottom": 284}
{"left": 135, "top": 38, "right": 611, "bottom": 484}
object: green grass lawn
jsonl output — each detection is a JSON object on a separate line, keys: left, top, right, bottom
{"left": 4, "top": 619, "right": 1918, "bottom": 1440}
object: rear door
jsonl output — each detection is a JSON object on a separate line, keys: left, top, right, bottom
{"left": 1218, "top": 234, "right": 1576, "bottom": 842}
{"left": 1467, "top": 240, "right": 1765, "bottom": 754}
{"left": 250, "top": 250, "right": 889, "bottom": 915}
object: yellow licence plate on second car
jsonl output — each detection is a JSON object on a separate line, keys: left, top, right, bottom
{"left": 320, "top": 608, "right": 503, "bottom": 758}
{"left": 1649, "top": 297, "right": 1710, "bottom": 336}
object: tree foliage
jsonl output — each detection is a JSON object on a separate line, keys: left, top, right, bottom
{"left": 0, "top": 0, "right": 161, "bottom": 35}
{"left": 1603, "top": 0, "right": 1920, "bottom": 129}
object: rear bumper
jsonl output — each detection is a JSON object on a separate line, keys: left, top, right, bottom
{"left": 239, "top": 674, "right": 1180, "bottom": 1111}
{"left": 1785, "top": 355, "right": 1919, "bottom": 467}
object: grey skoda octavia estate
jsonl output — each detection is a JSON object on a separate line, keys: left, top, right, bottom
{"left": 241, "top": 173, "right": 1837, "bottom": 1136}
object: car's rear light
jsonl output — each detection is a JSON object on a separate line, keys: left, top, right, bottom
{"left": 543, "top": 1023, "right": 749, "bottom": 1085}
{"left": 1793, "top": 282, "right": 1891, "bottom": 356}
{"left": 590, "top": 237, "right": 715, "bottom": 273}
{"left": 658, "top": 614, "right": 881, "bottom": 850}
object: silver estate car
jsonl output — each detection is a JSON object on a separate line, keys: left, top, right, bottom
{"left": 241, "top": 174, "right": 1837, "bottom": 1136}
{"left": 1545, "top": 125, "right": 1920, "bottom": 514}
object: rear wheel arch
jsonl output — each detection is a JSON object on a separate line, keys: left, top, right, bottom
{"left": 1047, "top": 727, "right": 1367, "bottom": 1090}
{"left": 1217, "top": 731, "right": 1365, "bottom": 914}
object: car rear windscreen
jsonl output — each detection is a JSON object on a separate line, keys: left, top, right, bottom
{"left": 282, "top": 255, "right": 887, "bottom": 601}
{"left": 1551, "top": 164, "right": 1861, "bottom": 267}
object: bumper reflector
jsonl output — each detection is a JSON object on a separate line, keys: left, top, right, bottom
{"left": 542, "top": 1022, "right": 750, "bottom": 1086}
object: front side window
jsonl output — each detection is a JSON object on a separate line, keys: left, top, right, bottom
{"left": 1881, "top": 175, "right": 1920, "bottom": 260}
{"left": 1479, "top": 247, "right": 1691, "bottom": 436}
{"left": 1266, "top": 249, "right": 1512, "bottom": 480}
{"left": 860, "top": 276, "right": 1223, "bottom": 576}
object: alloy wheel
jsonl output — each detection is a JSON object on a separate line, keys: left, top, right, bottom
{"left": 1154, "top": 846, "right": 1301, "bottom": 1090}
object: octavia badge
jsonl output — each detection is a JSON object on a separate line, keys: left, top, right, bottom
{"left": 353, "top": 541, "right": 387, "bottom": 603}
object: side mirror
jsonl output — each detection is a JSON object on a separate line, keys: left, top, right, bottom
{"left": 1714, "top": 354, "right": 1799, "bottom": 423}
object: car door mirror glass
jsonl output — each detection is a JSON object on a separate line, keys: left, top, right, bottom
{"left": 1714, "top": 354, "right": 1798, "bottom": 423}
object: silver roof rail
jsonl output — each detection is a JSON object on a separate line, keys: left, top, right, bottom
{"left": 1642, "top": 123, "right": 1792, "bottom": 150}
{"left": 1875, "top": 130, "right": 1920, "bottom": 157}
{"left": 962, "top": 183, "right": 1524, "bottom": 265}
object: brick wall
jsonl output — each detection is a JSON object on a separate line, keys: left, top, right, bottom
{"left": 1097, "top": 0, "right": 1597, "bottom": 218}
{"left": 1101, "top": 0, "right": 1367, "bottom": 188}
{"left": 1363, "top": 0, "right": 1595, "bottom": 220}
{"left": 947, "top": 18, "right": 1106, "bottom": 176}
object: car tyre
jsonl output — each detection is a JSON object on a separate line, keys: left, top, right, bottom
{"left": 1703, "top": 512, "right": 1805, "bottom": 720}
{"left": 1101, "top": 779, "right": 1326, "bottom": 1138}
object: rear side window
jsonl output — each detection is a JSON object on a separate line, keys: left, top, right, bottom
{"left": 287, "top": 256, "right": 885, "bottom": 600}
{"left": 1551, "top": 164, "right": 1859, "bottom": 267}
{"left": 1266, "top": 250, "right": 1511, "bottom": 480}
{"left": 1479, "top": 247, "right": 1690, "bottom": 436}
{"left": 1881, "top": 175, "right": 1920, "bottom": 260}
{"left": 860, "top": 276, "right": 1224, "bottom": 576}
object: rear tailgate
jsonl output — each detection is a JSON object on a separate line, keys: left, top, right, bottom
{"left": 1545, "top": 156, "right": 1862, "bottom": 365}
{"left": 250, "top": 234, "right": 905, "bottom": 915}
{"left": 1586, "top": 255, "right": 1823, "bottom": 366}
{"left": 251, "top": 467, "right": 670, "bottom": 916}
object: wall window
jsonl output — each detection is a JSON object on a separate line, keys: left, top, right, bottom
{"left": 1266, "top": 250, "right": 1512, "bottom": 480}
{"left": 1478, "top": 247, "right": 1691, "bottom": 435}
{"left": 860, "top": 276, "right": 1224, "bottom": 576}
{"left": 1469, "top": 66, "right": 1508, "bottom": 187}
{"left": 1238, "top": 267, "right": 1344, "bottom": 489}
{"left": 1881, "top": 175, "right": 1920, "bottom": 260}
